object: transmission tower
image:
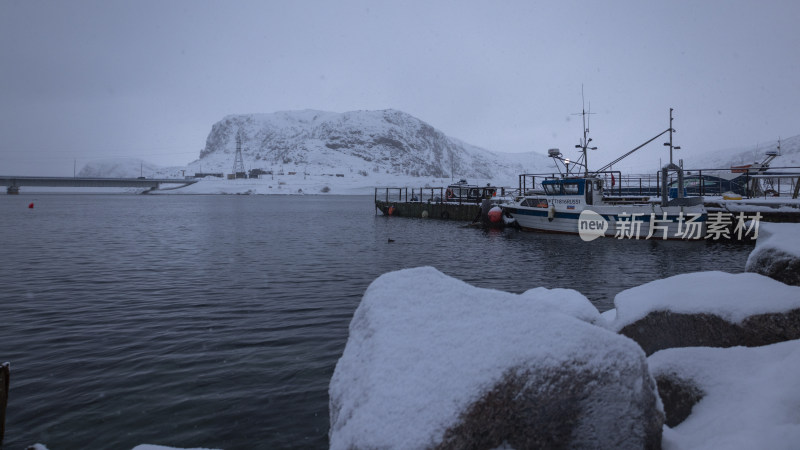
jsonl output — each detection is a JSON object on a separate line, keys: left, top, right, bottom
{"left": 233, "top": 130, "right": 246, "bottom": 178}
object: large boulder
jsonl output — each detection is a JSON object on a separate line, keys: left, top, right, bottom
{"left": 329, "top": 267, "right": 663, "bottom": 449}
{"left": 606, "top": 272, "right": 800, "bottom": 355}
{"left": 746, "top": 222, "right": 800, "bottom": 286}
{"left": 649, "top": 340, "right": 800, "bottom": 449}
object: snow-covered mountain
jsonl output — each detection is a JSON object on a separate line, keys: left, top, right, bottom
{"left": 693, "top": 135, "right": 800, "bottom": 170}
{"left": 189, "top": 109, "right": 553, "bottom": 184}
{"left": 78, "top": 159, "right": 163, "bottom": 178}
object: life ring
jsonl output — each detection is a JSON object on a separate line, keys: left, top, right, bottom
{"left": 610, "top": 174, "right": 616, "bottom": 187}
{"left": 446, "top": 188, "right": 454, "bottom": 200}
{"left": 547, "top": 205, "right": 556, "bottom": 222}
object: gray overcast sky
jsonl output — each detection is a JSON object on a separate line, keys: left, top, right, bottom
{"left": 1, "top": 0, "right": 798, "bottom": 175}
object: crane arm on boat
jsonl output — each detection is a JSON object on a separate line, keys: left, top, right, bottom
{"left": 594, "top": 128, "right": 671, "bottom": 174}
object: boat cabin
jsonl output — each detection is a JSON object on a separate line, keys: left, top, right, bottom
{"left": 540, "top": 177, "right": 603, "bottom": 205}
{"left": 445, "top": 180, "right": 498, "bottom": 203}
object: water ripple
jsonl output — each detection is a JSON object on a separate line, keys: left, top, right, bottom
{"left": 0, "top": 195, "right": 752, "bottom": 449}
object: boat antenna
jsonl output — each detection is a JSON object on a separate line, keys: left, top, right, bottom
{"left": 662, "top": 108, "right": 680, "bottom": 165}
{"left": 571, "top": 86, "right": 597, "bottom": 177}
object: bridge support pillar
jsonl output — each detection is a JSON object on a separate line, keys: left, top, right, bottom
{"left": 6, "top": 186, "right": 19, "bottom": 195}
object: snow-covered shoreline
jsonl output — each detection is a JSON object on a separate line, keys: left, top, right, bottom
{"left": 2, "top": 174, "right": 517, "bottom": 196}
{"left": 329, "top": 223, "right": 800, "bottom": 449}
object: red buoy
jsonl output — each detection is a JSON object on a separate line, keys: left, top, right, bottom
{"left": 488, "top": 206, "right": 502, "bottom": 223}
{"left": 28, "top": 202, "right": 34, "bottom": 209}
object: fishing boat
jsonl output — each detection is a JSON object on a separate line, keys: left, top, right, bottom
{"left": 502, "top": 108, "right": 707, "bottom": 240}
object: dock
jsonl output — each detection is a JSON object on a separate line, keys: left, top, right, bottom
{"left": 374, "top": 186, "right": 505, "bottom": 221}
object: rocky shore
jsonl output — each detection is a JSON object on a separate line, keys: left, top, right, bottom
{"left": 330, "top": 223, "right": 800, "bottom": 449}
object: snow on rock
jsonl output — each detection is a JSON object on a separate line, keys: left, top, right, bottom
{"left": 651, "top": 340, "right": 800, "bottom": 450}
{"left": 745, "top": 222, "right": 800, "bottom": 286}
{"left": 193, "top": 109, "right": 553, "bottom": 187}
{"left": 329, "top": 266, "right": 662, "bottom": 449}
{"left": 606, "top": 271, "right": 800, "bottom": 355}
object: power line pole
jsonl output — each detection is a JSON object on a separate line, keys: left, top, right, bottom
{"left": 233, "top": 130, "right": 246, "bottom": 178}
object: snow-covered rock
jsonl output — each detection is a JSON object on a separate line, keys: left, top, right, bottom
{"left": 329, "top": 267, "right": 662, "bottom": 449}
{"left": 746, "top": 222, "right": 800, "bottom": 286}
{"left": 606, "top": 272, "right": 800, "bottom": 355}
{"left": 193, "top": 109, "right": 553, "bottom": 186}
{"left": 651, "top": 340, "right": 800, "bottom": 450}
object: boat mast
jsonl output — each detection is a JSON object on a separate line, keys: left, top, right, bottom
{"left": 573, "top": 87, "right": 596, "bottom": 177}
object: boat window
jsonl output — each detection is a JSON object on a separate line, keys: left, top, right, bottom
{"left": 521, "top": 198, "right": 548, "bottom": 207}
{"left": 543, "top": 183, "right": 562, "bottom": 195}
{"left": 562, "top": 183, "right": 580, "bottom": 195}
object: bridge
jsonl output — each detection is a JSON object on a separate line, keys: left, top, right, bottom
{"left": 0, "top": 175, "right": 199, "bottom": 194}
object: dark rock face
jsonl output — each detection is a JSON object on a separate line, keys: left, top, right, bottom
{"left": 619, "top": 309, "right": 800, "bottom": 356}
{"left": 654, "top": 374, "right": 704, "bottom": 427}
{"left": 745, "top": 247, "right": 800, "bottom": 286}
{"left": 437, "top": 363, "right": 664, "bottom": 450}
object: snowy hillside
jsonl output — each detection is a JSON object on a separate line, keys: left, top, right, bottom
{"left": 77, "top": 159, "right": 165, "bottom": 178}
{"left": 75, "top": 109, "right": 798, "bottom": 196}
{"left": 693, "top": 135, "right": 800, "bottom": 170}
{"left": 188, "top": 109, "right": 554, "bottom": 185}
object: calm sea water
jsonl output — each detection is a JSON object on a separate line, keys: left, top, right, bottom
{"left": 0, "top": 194, "right": 752, "bottom": 449}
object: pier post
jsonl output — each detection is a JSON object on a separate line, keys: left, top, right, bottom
{"left": 1, "top": 362, "right": 8, "bottom": 445}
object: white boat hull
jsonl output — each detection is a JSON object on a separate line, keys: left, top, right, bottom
{"left": 505, "top": 203, "right": 707, "bottom": 240}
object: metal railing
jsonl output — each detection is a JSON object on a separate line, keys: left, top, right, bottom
{"left": 515, "top": 167, "right": 800, "bottom": 199}
{"left": 374, "top": 186, "right": 507, "bottom": 205}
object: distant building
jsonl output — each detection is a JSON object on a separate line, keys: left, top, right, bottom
{"left": 248, "top": 168, "right": 270, "bottom": 178}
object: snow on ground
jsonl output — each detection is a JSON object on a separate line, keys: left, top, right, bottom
{"left": 2, "top": 173, "right": 516, "bottom": 196}
{"left": 711, "top": 198, "right": 800, "bottom": 213}
{"left": 653, "top": 340, "right": 800, "bottom": 450}
{"left": 746, "top": 222, "right": 800, "bottom": 261}
{"left": 148, "top": 173, "right": 509, "bottom": 196}
{"left": 329, "top": 266, "right": 648, "bottom": 449}
{"left": 604, "top": 271, "right": 800, "bottom": 330}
